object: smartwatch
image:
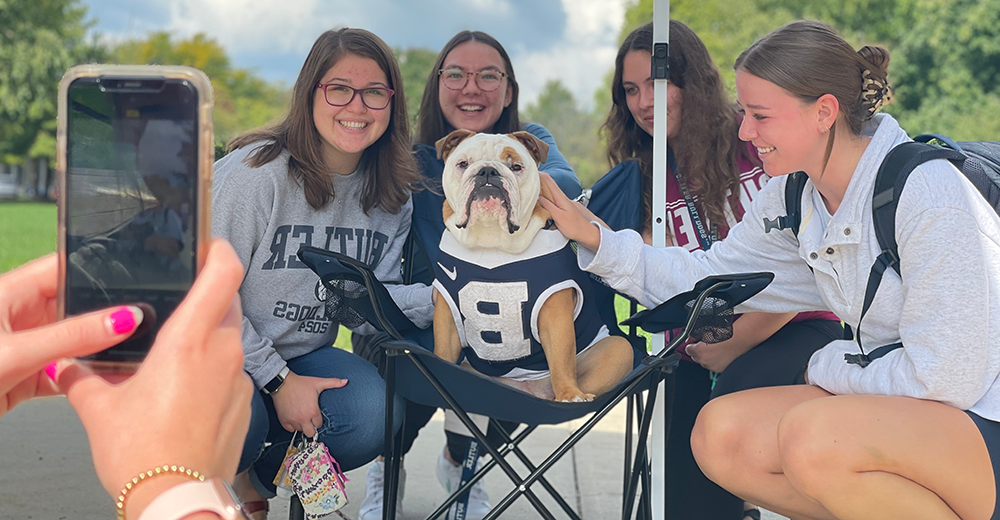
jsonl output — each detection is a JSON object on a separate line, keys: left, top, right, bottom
{"left": 262, "top": 366, "right": 290, "bottom": 395}
{"left": 137, "top": 479, "right": 250, "bottom": 520}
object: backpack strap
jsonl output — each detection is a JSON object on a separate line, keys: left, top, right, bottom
{"left": 913, "top": 133, "right": 963, "bottom": 151}
{"left": 764, "top": 171, "right": 809, "bottom": 236}
{"left": 871, "top": 142, "right": 967, "bottom": 277}
{"left": 846, "top": 141, "right": 966, "bottom": 366}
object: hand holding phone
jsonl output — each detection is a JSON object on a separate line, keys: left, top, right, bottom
{"left": 57, "top": 65, "right": 214, "bottom": 372}
{"left": 54, "top": 240, "right": 252, "bottom": 516}
{"left": 0, "top": 255, "right": 143, "bottom": 417}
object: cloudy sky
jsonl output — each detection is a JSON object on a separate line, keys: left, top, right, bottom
{"left": 81, "top": 0, "right": 629, "bottom": 109}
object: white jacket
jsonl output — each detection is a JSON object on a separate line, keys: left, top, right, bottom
{"left": 579, "top": 114, "right": 1000, "bottom": 421}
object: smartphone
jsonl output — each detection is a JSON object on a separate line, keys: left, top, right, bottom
{"left": 57, "top": 65, "right": 213, "bottom": 373}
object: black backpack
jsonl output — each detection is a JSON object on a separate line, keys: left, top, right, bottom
{"left": 770, "top": 134, "right": 1000, "bottom": 367}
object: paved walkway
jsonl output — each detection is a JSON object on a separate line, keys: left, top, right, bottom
{"left": 0, "top": 396, "right": 787, "bottom": 519}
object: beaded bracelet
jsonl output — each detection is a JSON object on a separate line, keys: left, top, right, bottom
{"left": 116, "top": 465, "right": 206, "bottom": 520}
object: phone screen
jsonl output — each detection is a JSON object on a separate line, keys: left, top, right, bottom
{"left": 64, "top": 76, "right": 200, "bottom": 362}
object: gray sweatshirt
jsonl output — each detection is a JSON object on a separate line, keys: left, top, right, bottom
{"left": 579, "top": 114, "right": 1000, "bottom": 421}
{"left": 213, "top": 144, "right": 434, "bottom": 388}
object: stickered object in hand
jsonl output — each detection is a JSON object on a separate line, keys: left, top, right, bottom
{"left": 287, "top": 438, "right": 350, "bottom": 519}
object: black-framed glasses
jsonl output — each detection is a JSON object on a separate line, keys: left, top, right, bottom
{"left": 315, "top": 82, "right": 394, "bottom": 110}
{"left": 438, "top": 67, "right": 507, "bottom": 92}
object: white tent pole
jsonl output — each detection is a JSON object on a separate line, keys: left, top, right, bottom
{"left": 651, "top": 2, "right": 669, "bottom": 519}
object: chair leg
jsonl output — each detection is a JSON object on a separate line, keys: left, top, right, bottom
{"left": 425, "top": 425, "right": 537, "bottom": 520}
{"left": 407, "top": 354, "right": 558, "bottom": 520}
{"left": 636, "top": 394, "right": 652, "bottom": 520}
{"left": 623, "top": 394, "right": 634, "bottom": 511}
{"left": 493, "top": 425, "right": 583, "bottom": 520}
{"left": 639, "top": 451, "right": 652, "bottom": 520}
{"left": 483, "top": 371, "right": 661, "bottom": 520}
{"left": 384, "top": 354, "right": 401, "bottom": 520}
{"left": 633, "top": 365, "right": 677, "bottom": 520}
{"left": 658, "top": 366, "right": 678, "bottom": 520}
{"left": 623, "top": 379, "right": 659, "bottom": 520}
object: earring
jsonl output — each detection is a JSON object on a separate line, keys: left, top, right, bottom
{"left": 821, "top": 125, "right": 829, "bottom": 133}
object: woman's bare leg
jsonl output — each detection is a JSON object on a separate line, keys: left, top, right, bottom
{"left": 692, "top": 386, "right": 996, "bottom": 520}
{"left": 693, "top": 385, "right": 837, "bottom": 520}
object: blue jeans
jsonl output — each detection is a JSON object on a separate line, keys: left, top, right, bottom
{"left": 238, "top": 346, "right": 402, "bottom": 498}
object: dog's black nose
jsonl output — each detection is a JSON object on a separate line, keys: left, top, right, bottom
{"left": 476, "top": 166, "right": 502, "bottom": 184}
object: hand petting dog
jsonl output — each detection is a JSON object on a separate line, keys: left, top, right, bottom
{"left": 536, "top": 173, "right": 605, "bottom": 252}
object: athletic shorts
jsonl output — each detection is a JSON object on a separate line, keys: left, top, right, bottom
{"left": 967, "top": 411, "right": 1000, "bottom": 520}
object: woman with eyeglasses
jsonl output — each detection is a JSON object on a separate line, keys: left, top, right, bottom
{"left": 353, "top": 30, "right": 582, "bottom": 520}
{"left": 212, "top": 28, "right": 431, "bottom": 518}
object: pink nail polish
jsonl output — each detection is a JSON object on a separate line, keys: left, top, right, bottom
{"left": 109, "top": 307, "right": 138, "bottom": 334}
{"left": 44, "top": 362, "right": 57, "bottom": 382}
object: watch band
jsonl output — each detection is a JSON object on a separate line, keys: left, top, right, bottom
{"left": 137, "top": 479, "right": 249, "bottom": 520}
{"left": 262, "top": 366, "right": 290, "bottom": 395}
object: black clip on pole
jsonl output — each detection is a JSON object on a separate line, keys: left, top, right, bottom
{"left": 652, "top": 42, "right": 669, "bottom": 80}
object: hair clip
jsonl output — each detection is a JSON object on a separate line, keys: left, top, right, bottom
{"left": 861, "top": 69, "right": 889, "bottom": 116}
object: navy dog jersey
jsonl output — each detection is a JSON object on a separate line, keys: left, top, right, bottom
{"left": 432, "top": 229, "right": 604, "bottom": 377}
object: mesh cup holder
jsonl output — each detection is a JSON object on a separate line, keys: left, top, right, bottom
{"left": 320, "top": 276, "right": 369, "bottom": 330}
{"left": 685, "top": 296, "right": 735, "bottom": 344}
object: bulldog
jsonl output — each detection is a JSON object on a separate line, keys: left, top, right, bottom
{"left": 430, "top": 130, "right": 632, "bottom": 402}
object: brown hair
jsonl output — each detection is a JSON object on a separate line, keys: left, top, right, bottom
{"left": 228, "top": 28, "right": 420, "bottom": 214}
{"left": 735, "top": 20, "right": 890, "bottom": 171}
{"left": 602, "top": 21, "right": 751, "bottom": 236}
{"left": 415, "top": 31, "right": 521, "bottom": 146}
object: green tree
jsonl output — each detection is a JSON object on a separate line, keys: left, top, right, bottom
{"left": 0, "top": 0, "right": 104, "bottom": 164}
{"left": 887, "top": 0, "right": 1000, "bottom": 139}
{"left": 755, "top": 0, "right": 918, "bottom": 44}
{"left": 110, "top": 32, "right": 289, "bottom": 146}
{"left": 522, "top": 80, "right": 607, "bottom": 187}
{"left": 395, "top": 47, "right": 438, "bottom": 132}
{"left": 620, "top": 0, "right": 793, "bottom": 92}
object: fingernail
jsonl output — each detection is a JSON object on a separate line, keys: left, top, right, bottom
{"left": 44, "top": 362, "right": 58, "bottom": 382}
{"left": 108, "top": 306, "right": 143, "bottom": 335}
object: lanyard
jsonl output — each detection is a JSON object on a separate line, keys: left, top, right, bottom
{"left": 669, "top": 148, "right": 717, "bottom": 250}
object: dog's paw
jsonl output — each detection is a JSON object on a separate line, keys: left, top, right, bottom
{"left": 556, "top": 391, "right": 596, "bottom": 403}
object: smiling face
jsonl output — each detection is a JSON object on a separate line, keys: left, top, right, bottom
{"left": 736, "top": 70, "right": 825, "bottom": 177}
{"left": 622, "top": 50, "right": 682, "bottom": 140}
{"left": 438, "top": 41, "right": 513, "bottom": 134}
{"left": 312, "top": 53, "right": 392, "bottom": 174}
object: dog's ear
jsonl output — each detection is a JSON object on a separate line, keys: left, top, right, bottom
{"left": 507, "top": 131, "right": 549, "bottom": 166}
{"left": 436, "top": 129, "right": 477, "bottom": 160}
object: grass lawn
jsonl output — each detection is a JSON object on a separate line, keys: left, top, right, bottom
{"left": 614, "top": 294, "right": 652, "bottom": 352}
{"left": 0, "top": 201, "right": 57, "bottom": 273}
{"left": 0, "top": 200, "right": 354, "bottom": 349}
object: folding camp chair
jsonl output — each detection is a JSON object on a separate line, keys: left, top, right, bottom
{"left": 298, "top": 245, "right": 773, "bottom": 520}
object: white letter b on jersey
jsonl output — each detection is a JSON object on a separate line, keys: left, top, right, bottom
{"left": 458, "top": 281, "right": 530, "bottom": 361}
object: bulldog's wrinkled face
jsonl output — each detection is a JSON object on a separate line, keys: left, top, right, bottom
{"left": 436, "top": 130, "right": 550, "bottom": 253}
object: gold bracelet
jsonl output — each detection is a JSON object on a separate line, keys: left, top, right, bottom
{"left": 115, "top": 465, "right": 205, "bottom": 520}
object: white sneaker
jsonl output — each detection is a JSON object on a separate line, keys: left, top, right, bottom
{"left": 435, "top": 448, "right": 491, "bottom": 520}
{"left": 359, "top": 460, "right": 405, "bottom": 520}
